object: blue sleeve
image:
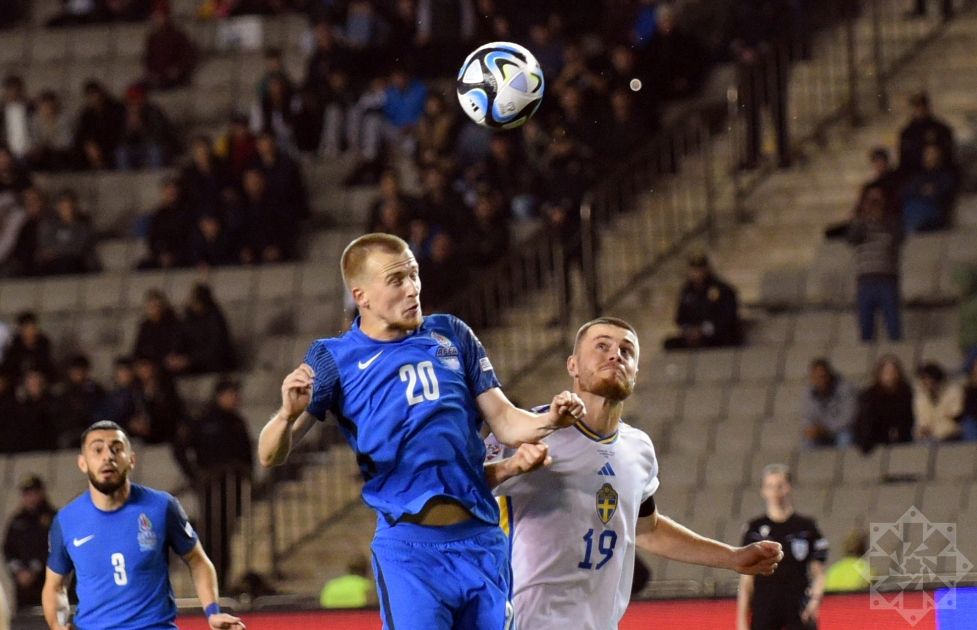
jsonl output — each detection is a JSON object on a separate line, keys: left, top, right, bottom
{"left": 46, "top": 516, "right": 73, "bottom": 575}
{"left": 304, "top": 341, "right": 341, "bottom": 421}
{"left": 165, "top": 495, "right": 199, "bottom": 556}
{"left": 446, "top": 315, "right": 501, "bottom": 396}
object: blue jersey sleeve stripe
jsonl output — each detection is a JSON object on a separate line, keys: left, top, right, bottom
{"left": 444, "top": 315, "right": 501, "bottom": 396}
{"left": 46, "top": 515, "right": 72, "bottom": 575}
{"left": 165, "top": 495, "right": 199, "bottom": 556}
{"left": 304, "top": 341, "right": 341, "bottom": 420}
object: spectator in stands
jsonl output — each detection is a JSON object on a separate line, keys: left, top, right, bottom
{"left": 729, "top": 0, "right": 792, "bottom": 169}
{"left": 100, "top": 0, "right": 152, "bottom": 22}
{"left": 116, "top": 84, "right": 178, "bottom": 170}
{"left": 252, "top": 131, "right": 309, "bottom": 221}
{"left": 46, "top": 0, "right": 99, "bottom": 26}
{"left": 292, "top": 86, "right": 325, "bottom": 154}
{"left": 0, "top": 146, "right": 31, "bottom": 195}
{"left": 0, "top": 192, "right": 26, "bottom": 275}
{"left": 913, "top": 361, "right": 963, "bottom": 442}
{"left": 55, "top": 353, "right": 107, "bottom": 449}
{"left": 188, "top": 213, "right": 236, "bottom": 268}
{"left": 74, "top": 80, "right": 125, "bottom": 170}
{"left": 182, "top": 136, "right": 235, "bottom": 219}
{"left": 898, "top": 92, "right": 955, "bottom": 178}
{"left": 480, "top": 134, "right": 537, "bottom": 219}
{"left": 130, "top": 356, "right": 183, "bottom": 443}
{"left": 9, "top": 186, "right": 45, "bottom": 276}
{"left": 541, "top": 130, "right": 591, "bottom": 213}
{"left": 418, "top": 165, "right": 468, "bottom": 237}
{"left": 181, "top": 283, "right": 235, "bottom": 373}
{"left": 802, "top": 358, "right": 857, "bottom": 448}
{"left": 0, "top": 0, "right": 26, "bottom": 29}
{"left": 644, "top": 4, "right": 707, "bottom": 101}
{"left": 251, "top": 74, "right": 295, "bottom": 149}
{"left": 368, "top": 195, "right": 412, "bottom": 240}
{"left": 901, "top": 143, "right": 956, "bottom": 233}
{"left": 215, "top": 112, "right": 257, "bottom": 179}
{"left": 908, "top": 0, "right": 954, "bottom": 19}
{"left": 2, "top": 476, "right": 56, "bottom": 611}
{"left": 0, "top": 372, "right": 15, "bottom": 452}
{"left": 143, "top": 3, "right": 197, "bottom": 90}
{"left": 461, "top": 188, "right": 509, "bottom": 271}
{"left": 133, "top": 289, "right": 189, "bottom": 372}
{"left": 27, "top": 91, "right": 74, "bottom": 172}
{"left": 828, "top": 147, "right": 903, "bottom": 239}
{"left": 12, "top": 368, "right": 58, "bottom": 452}
{"left": 366, "top": 169, "right": 414, "bottom": 230}
{"left": 319, "top": 554, "right": 375, "bottom": 609}
{"left": 959, "top": 360, "right": 977, "bottom": 442}
{"left": 599, "top": 89, "right": 653, "bottom": 162}
{"left": 140, "top": 177, "right": 192, "bottom": 269}
{"left": 103, "top": 356, "right": 140, "bottom": 428}
{"left": 0, "top": 312, "right": 56, "bottom": 383}
{"left": 1, "top": 75, "right": 30, "bottom": 161}
{"left": 304, "top": 20, "right": 353, "bottom": 98}
{"left": 175, "top": 377, "right": 252, "bottom": 582}
{"left": 824, "top": 530, "right": 870, "bottom": 592}
{"left": 663, "top": 253, "right": 743, "bottom": 350}
{"left": 35, "top": 189, "right": 99, "bottom": 275}
{"left": 318, "top": 69, "right": 357, "bottom": 157}
{"left": 847, "top": 184, "right": 904, "bottom": 342}
{"left": 238, "top": 167, "right": 293, "bottom": 263}
{"left": 416, "top": 93, "right": 458, "bottom": 172}
{"left": 419, "top": 231, "right": 465, "bottom": 311}
{"left": 383, "top": 67, "right": 428, "bottom": 137}
{"left": 854, "top": 354, "right": 914, "bottom": 453}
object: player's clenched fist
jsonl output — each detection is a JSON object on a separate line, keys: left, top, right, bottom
{"left": 730, "top": 540, "right": 783, "bottom": 576}
{"left": 548, "top": 391, "right": 586, "bottom": 428}
{"left": 508, "top": 443, "right": 552, "bottom": 476}
{"left": 280, "top": 363, "right": 315, "bottom": 420}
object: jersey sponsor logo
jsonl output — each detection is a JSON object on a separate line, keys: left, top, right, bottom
{"left": 479, "top": 357, "right": 493, "bottom": 372}
{"left": 431, "top": 332, "right": 461, "bottom": 370}
{"left": 137, "top": 513, "right": 158, "bottom": 551}
{"left": 357, "top": 350, "right": 384, "bottom": 370}
{"left": 759, "top": 524, "right": 771, "bottom": 537}
{"left": 597, "top": 463, "right": 616, "bottom": 476}
{"left": 791, "top": 537, "right": 810, "bottom": 561}
{"left": 596, "top": 483, "right": 619, "bottom": 524}
{"left": 72, "top": 534, "right": 95, "bottom": 547}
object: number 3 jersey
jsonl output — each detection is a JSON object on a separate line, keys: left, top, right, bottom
{"left": 486, "top": 417, "right": 659, "bottom": 630}
{"left": 47, "top": 484, "right": 199, "bottom": 630}
{"left": 304, "top": 314, "right": 502, "bottom": 529}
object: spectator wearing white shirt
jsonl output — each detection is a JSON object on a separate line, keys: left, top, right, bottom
{"left": 1, "top": 76, "right": 30, "bottom": 160}
{"left": 913, "top": 362, "right": 964, "bottom": 441}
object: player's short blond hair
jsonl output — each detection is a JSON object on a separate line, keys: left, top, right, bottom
{"left": 340, "top": 233, "right": 410, "bottom": 291}
{"left": 572, "top": 316, "right": 638, "bottom": 355}
{"left": 761, "top": 463, "right": 792, "bottom": 484}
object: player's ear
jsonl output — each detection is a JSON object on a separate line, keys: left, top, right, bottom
{"left": 351, "top": 286, "right": 368, "bottom": 309}
{"left": 77, "top": 453, "right": 87, "bottom": 474}
{"left": 566, "top": 354, "right": 578, "bottom": 379}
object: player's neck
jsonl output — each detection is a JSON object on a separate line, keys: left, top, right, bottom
{"left": 766, "top": 503, "right": 794, "bottom": 523}
{"left": 359, "top": 318, "right": 414, "bottom": 341}
{"left": 577, "top": 391, "right": 623, "bottom": 437}
{"left": 89, "top": 480, "right": 132, "bottom": 512}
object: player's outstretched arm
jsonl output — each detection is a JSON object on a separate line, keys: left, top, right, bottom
{"left": 484, "top": 443, "right": 551, "bottom": 489}
{"left": 258, "top": 364, "right": 318, "bottom": 467}
{"left": 182, "top": 543, "right": 245, "bottom": 630}
{"left": 476, "top": 389, "right": 585, "bottom": 447}
{"left": 636, "top": 512, "right": 783, "bottom": 575}
{"left": 41, "top": 568, "right": 71, "bottom": 630}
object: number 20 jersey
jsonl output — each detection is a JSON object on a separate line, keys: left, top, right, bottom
{"left": 487, "top": 419, "right": 659, "bottom": 630}
{"left": 304, "top": 314, "right": 502, "bottom": 529}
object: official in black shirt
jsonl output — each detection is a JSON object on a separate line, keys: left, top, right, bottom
{"left": 2, "top": 476, "right": 57, "bottom": 611}
{"left": 664, "top": 254, "right": 743, "bottom": 350}
{"left": 738, "top": 464, "right": 828, "bottom": 630}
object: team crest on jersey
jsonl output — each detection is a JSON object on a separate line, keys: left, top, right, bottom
{"left": 595, "top": 483, "right": 619, "bottom": 524}
{"left": 431, "top": 332, "right": 461, "bottom": 370}
{"left": 790, "top": 537, "right": 809, "bottom": 561}
{"left": 137, "top": 513, "right": 158, "bottom": 551}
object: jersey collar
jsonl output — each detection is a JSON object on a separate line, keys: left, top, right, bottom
{"left": 573, "top": 419, "right": 619, "bottom": 444}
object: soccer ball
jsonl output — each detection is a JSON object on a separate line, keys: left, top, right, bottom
{"left": 456, "top": 41, "right": 544, "bottom": 129}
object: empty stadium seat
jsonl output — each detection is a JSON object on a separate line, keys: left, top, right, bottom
{"left": 883, "top": 443, "right": 931, "bottom": 480}
{"left": 691, "top": 349, "right": 738, "bottom": 383}
{"left": 727, "top": 384, "right": 771, "bottom": 418}
{"left": 680, "top": 384, "right": 726, "bottom": 420}
{"left": 932, "top": 442, "right": 977, "bottom": 481}
{"left": 737, "top": 346, "right": 783, "bottom": 383}
{"left": 840, "top": 448, "right": 886, "bottom": 484}
{"left": 795, "top": 449, "right": 840, "bottom": 486}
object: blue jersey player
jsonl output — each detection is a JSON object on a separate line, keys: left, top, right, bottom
{"left": 257, "top": 233, "right": 586, "bottom": 630}
{"left": 41, "top": 421, "right": 245, "bottom": 630}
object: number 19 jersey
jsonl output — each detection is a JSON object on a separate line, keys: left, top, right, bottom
{"left": 304, "top": 314, "right": 502, "bottom": 529}
{"left": 487, "top": 418, "right": 659, "bottom": 630}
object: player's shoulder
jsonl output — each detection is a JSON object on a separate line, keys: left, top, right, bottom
{"left": 618, "top": 422, "right": 655, "bottom": 447}
{"left": 791, "top": 513, "right": 821, "bottom": 529}
{"left": 55, "top": 492, "right": 91, "bottom": 520}
{"left": 130, "top": 483, "right": 176, "bottom": 508}
{"left": 424, "top": 313, "right": 471, "bottom": 337}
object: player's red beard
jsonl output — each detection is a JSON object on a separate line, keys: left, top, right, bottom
{"left": 582, "top": 367, "right": 635, "bottom": 401}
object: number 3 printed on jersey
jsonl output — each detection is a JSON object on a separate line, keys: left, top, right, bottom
{"left": 111, "top": 552, "right": 128, "bottom": 586}
{"left": 399, "top": 361, "right": 440, "bottom": 405}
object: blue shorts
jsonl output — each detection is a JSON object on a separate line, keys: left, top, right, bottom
{"left": 371, "top": 519, "right": 512, "bottom": 630}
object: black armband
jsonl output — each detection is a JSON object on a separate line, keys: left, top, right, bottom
{"left": 638, "top": 496, "right": 656, "bottom": 517}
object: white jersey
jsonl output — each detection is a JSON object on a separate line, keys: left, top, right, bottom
{"left": 486, "top": 419, "right": 659, "bottom": 630}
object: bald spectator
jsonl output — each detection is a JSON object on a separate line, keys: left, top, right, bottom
{"left": 144, "top": 4, "right": 197, "bottom": 90}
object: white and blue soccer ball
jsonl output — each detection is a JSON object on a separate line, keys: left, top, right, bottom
{"left": 456, "top": 41, "right": 544, "bottom": 129}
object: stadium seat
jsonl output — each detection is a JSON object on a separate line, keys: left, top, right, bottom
{"left": 680, "top": 384, "right": 726, "bottom": 420}
{"left": 771, "top": 383, "right": 806, "bottom": 420}
{"left": 883, "top": 443, "right": 932, "bottom": 481}
{"left": 9, "top": 452, "right": 54, "bottom": 491}
{"left": 210, "top": 267, "right": 256, "bottom": 303}
{"left": 691, "top": 349, "right": 737, "bottom": 383}
{"left": 783, "top": 344, "right": 829, "bottom": 382}
{"left": 29, "top": 29, "right": 68, "bottom": 64}
{"left": 255, "top": 264, "right": 300, "bottom": 301}
{"left": 870, "top": 483, "right": 923, "bottom": 521}
{"left": 666, "top": 417, "right": 715, "bottom": 454}
{"left": 827, "top": 343, "right": 871, "bottom": 381}
{"left": 643, "top": 352, "right": 691, "bottom": 386}
{"left": 112, "top": 23, "right": 148, "bottom": 58}
{"left": 756, "top": 424, "right": 799, "bottom": 452}
{"left": 795, "top": 449, "right": 840, "bottom": 486}
{"left": 656, "top": 453, "right": 701, "bottom": 490}
{"left": 758, "top": 267, "right": 806, "bottom": 309}
{"left": 736, "top": 346, "right": 783, "bottom": 383}
{"left": 642, "top": 386, "right": 681, "bottom": 421}
{"left": 918, "top": 336, "right": 962, "bottom": 369}
{"left": 919, "top": 482, "right": 965, "bottom": 522}
{"left": 840, "top": 448, "right": 886, "bottom": 485}
{"left": 0, "top": 278, "right": 39, "bottom": 316}
{"left": 827, "top": 485, "right": 874, "bottom": 519}
{"left": 726, "top": 384, "right": 771, "bottom": 418}
{"left": 81, "top": 273, "right": 126, "bottom": 311}
{"left": 70, "top": 25, "right": 113, "bottom": 60}
{"left": 932, "top": 442, "right": 977, "bottom": 481}
{"left": 653, "top": 480, "right": 692, "bottom": 520}
{"left": 791, "top": 486, "right": 831, "bottom": 517}
{"left": 712, "top": 419, "right": 757, "bottom": 455}
{"left": 0, "top": 30, "right": 26, "bottom": 65}
{"left": 124, "top": 270, "right": 168, "bottom": 307}
{"left": 194, "top": 56, "right": 237, "bottom": 90}
{"left": 108, "top": 57, "right": 144, "bottom": 94}
{"left": 132, "top": 445, "right": 185, "bottom": 493}
{"left": 791, "top": 311, "right": 838, "bottom": 345}
{"left": 39, "top": 276, "right": 84, "bottom": 314}
{"left": 701, "top": 456, "right": 745, "bottom": 489}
